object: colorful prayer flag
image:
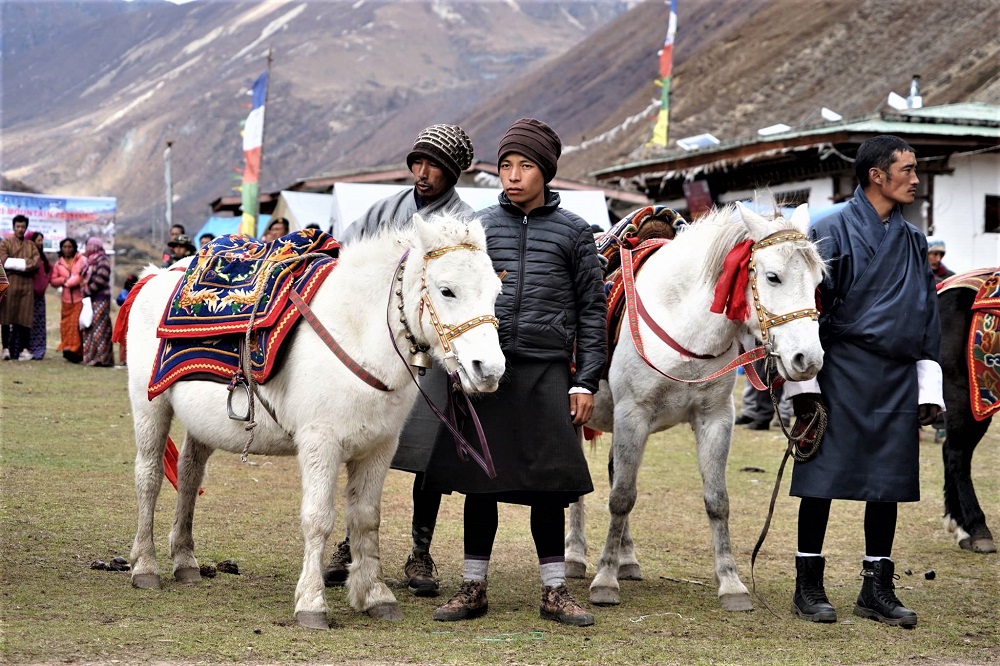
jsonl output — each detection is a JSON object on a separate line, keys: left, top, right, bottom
{"left": 648, "top": 0, "right": 678, "bottom": 147}
{"left": 239, "top": 71, "right": 268, "bottom": 236}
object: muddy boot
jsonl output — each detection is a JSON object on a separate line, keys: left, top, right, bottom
{"left": 323, "top": 538, "right": 351, "bottom": 587}
{"left": 433, "top": 579, "right": 488, "bottom": 621}
{"left": 792, "top": 556, "right": 837, "bottom": 623}
{"left": 540, "top": 584, "right": 595, "bottom": 626}
{"left": 853, "top": 559, "right": 917, "bottom": 628}
{"left": 403, "top": 549, "right": 440, "bottom": 597}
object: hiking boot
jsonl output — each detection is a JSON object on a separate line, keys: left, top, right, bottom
{"left": 403, "top": 550, "right": 439, "bottom": 597}
{"left": 853, "top": 559, "right": 917, "bottom": 628}
{"left": 433, "top": 580, "right": 488, "bottom": 621}
{"left": 792, "top": 556, "right": 837, "bottom": 622}
{"left": 540, "top": 583, "right": 594, "bottom": 627}
{"left": 323, "top": 539, "right": 351, "bottom": 587}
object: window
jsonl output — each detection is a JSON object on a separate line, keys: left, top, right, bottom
{"left": 986, "top": 195, "right": 1000, "bottom": 234}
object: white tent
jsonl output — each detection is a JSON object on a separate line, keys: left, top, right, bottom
{"left": 271, "top": 190, "right": 336, "bottom": 231}
{"left": 330, "top": 182, "right": 611, "bottom": 237}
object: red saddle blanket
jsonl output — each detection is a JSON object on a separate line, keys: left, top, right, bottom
{"left": 147, "top": 230, "right": 340, "bottom": 399}
{"left": 939, "top": 268, "right": 1000, "bottom": 421}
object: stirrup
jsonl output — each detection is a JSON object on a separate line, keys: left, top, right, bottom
{"left": 227, "top": 374, "right": 252, "bottom": 421}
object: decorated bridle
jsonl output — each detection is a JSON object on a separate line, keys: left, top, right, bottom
{"left": 747, "top": 231, "right": 820, "bottom": 349}
{"left": 395, "top": 243, "right": 500, "bottom": 376}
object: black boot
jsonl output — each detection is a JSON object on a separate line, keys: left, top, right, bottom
{"left": 853, "top": 559, "right": 917, "bottom": 628}
{"left": 792, "top": 556, "right": 837, "bottom": 622}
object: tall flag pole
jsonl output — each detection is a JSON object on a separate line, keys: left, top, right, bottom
{"left": 648, "top": 0, "right": 678, "bottom": 148}
{"left": 239, "top": 49, "right": 272, "bottom": 237}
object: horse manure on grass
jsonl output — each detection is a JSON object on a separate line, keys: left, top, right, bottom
{"left": 90, "top": 556, "right": 130, "bottom": 572}
{"left": 216, "top": 559, "right": 240, "bottom": 575}
{"left": 199, "top": 564, "right": 217, "bottom": 578}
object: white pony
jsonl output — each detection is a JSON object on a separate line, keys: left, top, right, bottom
{"left": 126, "top": 214, "right": 505, "bottom": 629}
{"left": 566, "top": 202, "right": 825, "bottom": 611}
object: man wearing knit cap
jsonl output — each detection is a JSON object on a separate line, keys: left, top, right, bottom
{"left": 325, "top": 123, "right": 475, "bottom": 598}
{"left": 425, "top": 118, "right": 606, "bottom": 626}
{"left": 926, "top": 236, "right": 954, "bottom": 283}
{"left": 339, "top": 123, "right": 475, "bottom": 243}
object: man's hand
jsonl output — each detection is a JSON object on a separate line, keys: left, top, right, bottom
{"left": 570, "top": 393, "right": 594, "bottom": 426}
{"left": 918, "top": 403, "right": 942, "bottom": 427}
{"left": 792, "top": 393, "right": 823, "bottom": 420}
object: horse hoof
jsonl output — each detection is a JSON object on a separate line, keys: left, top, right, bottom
{"left": 617, "top": 563, "right": 643, "bottom": 580}
{"left": 590, "top": 586, "right": 621, "bottom": 606}
{"left": 366, "top": 603, "right": 403, "bottom": 621}
{"left": 565, "top": 561, "right": 587, "bottom": 579}
{"left": 960, "top": 536, "right": 997, "bottom": 554}
{"left": 174, "top": 567, "right": 202, "bottom": 584}
{"left": 295, "top": 611, "right": 329, "bottom": 630}
{"left": 720, "top": 593, "right": 754, "bottom": 612}
{"left": 131, "top": 573, "right": 161, "bottom": 589}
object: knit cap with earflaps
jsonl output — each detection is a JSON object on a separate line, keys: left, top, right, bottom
{"left": 406, "top": 124, "right": 475, "bottom": 185}
{"left": 498, "top": 118, "right": 562, "bottom": 183}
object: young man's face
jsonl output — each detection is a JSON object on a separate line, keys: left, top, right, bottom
{"left": 169, "top": 226, "right": 183, "bottom": 242}
{"left": 873, "top": 150, "right": 919, "bottom": 206}
{"left": 499, "top": 153, "right": 545, "bottom": 213}
{"left": 12, "top": 220, "right": 27, "bottom": 240}
{"left": 410, "top": 157, "right": 450, "bottom": 202}
{"left": 928, "top": 250, "right": 944, "bottom": 270}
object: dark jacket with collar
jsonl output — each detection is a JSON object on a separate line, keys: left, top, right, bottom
{"left": 478, "top": 189, "right": 607, "bottom": 392}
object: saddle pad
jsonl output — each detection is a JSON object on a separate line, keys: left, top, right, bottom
{"left": 148, "top": 230, "right": 340, "bottom": 399}
{"left": 936, "top": 267, "right": 992, "bottom": 296}
{"left": 968, "top": 309, "right": 1000, "bottom": 421}
{"left": 603, "top": 239, "right": 669, "bottom": 378}
{"left": 596, "top": 205, "right": 686, "bottom": 277}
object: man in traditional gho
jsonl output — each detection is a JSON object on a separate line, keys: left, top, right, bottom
{"left": 0, "top": 214, "right": 41, "bottom": 361}
{"left": 785, "top": 135, "right": 943, "bottom": 629}
{"left": 327, "top": 123, "right": 476, "bottom": 598}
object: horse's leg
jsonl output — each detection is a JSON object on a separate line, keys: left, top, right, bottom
{"left": 565, "top": 498, "right": 587, "bottom": 578}
{"left": 344, "top": 439, "right": 401, "bottom": 621}
{"left": 590, "top": 409, "right": 650, "bottom": 605}
{"left": 293, "top": 423, "right": 342, "bottom": 630}
{"left": 565, "top": 431, "right": 588, "bottom": 578}
{"left": 169, "top": 434, "right": 213, "bottom": 583}
{"left": 129, "top": 401, "right": 173, "bottom": 589}
{"left": 943, "top": 414, "right": 996, "bottom": 553}
{"left": 693, "top": 412, "right": 751, "bottom": 611}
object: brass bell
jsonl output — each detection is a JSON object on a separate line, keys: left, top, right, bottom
{"left": 410, "top": 349, "right": 432, "bottom": 376}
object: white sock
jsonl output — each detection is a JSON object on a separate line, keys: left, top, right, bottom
{"left": 463, "top": 557, "right": 489, "bottom": 582}
{"left": 796, "top": 552, "right": 823, "bottom": 558}
{"left": 540, "top": 560, "right": 565, "bottom": 588}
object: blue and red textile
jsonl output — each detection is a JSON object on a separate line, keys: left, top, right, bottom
{"left": 148, "top": 229, "right": 340, "bottom": 399}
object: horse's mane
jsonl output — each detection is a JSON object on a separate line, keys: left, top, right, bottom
{"left": 336, "top": 212, "right": 485, "bottom": 271}
{"left": 682, "top": 204, "right": 825, "bottom": 287}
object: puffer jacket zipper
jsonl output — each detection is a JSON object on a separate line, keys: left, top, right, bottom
{"left": 511, "top": 213, "right": 529, "bottom": 350}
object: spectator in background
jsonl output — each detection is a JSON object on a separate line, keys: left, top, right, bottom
{"left": 0, "top": 264, "right": 7, "bottom": 304}
{"left": 166, "top": 235, "right": 197, "bottom": 265}
{"left": 81, "top": 237, "right": 114, "bottom": 367}
{"left": 263, "top": 217, "right": 290, "bottom": 242}
{"left": 161, "top": 224, "right": 185, "bottom": 268}
{"left": 198, "top": 233, "right": 215, "bottom": 248}
{"left": 116, "top": 273, "right": 139, "bottom": 366}
{"left": 926, "top": 236, "right": 954, "bottom": 283}
{"left": 50, "top": 238, "right": 86, "bottom": 363}
{"left": 26, "top": 231, "right": 50, "bottom": 360}
{"left": 0, "top": 214, "right": 40, "bottom": 361}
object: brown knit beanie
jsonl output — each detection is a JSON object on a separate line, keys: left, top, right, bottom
{"left": 406, "top": 124, "right": 475, "bottom": 185}
{"left": 498, "top": 118, "right": 562, "bottom": 183}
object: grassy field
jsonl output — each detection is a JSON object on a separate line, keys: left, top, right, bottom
{"left": 1, "top": 308, "right": 997, "bottom": 665}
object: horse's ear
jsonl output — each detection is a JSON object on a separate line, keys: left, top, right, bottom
{"left": 412, "top": 213, "right": 434, "bottom": 251}
{"left": 464, "top": 217, "right": 487, "bottom": 249}
{"left": 789, "top": 203, "right": 810, "bottom": 233}
{"left": 735, "top": 201, "right": 770, "bottom": 241}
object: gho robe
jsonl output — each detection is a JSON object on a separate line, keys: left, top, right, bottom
{"left": 0, "top": 235, "right": 40, "bottom": 328}
{"left": 338, "top": 186, "right": 473, "bottom": 245}
{"left": 790, "top": 186, "right": 941, "bottom": 502}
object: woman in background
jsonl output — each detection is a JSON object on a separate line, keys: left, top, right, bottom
{"left": 49, "top": 237, "right": 86, "bottom": 363}
{"left": 81, "top": 237, "right": 113, "bottom": 367}
{"left": 26, "top": 231, "right": 50, "bottom": 360}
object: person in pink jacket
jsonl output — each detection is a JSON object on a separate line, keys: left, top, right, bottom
{"left": 49, "top": 237, "right": 86, "bottom": 363}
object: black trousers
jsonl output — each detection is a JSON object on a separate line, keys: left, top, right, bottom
{"left": 464, "top": 494, "right": 565, "bottom": 560}
{"left": 798, "top": 497, "right": 897, "bottom": 557}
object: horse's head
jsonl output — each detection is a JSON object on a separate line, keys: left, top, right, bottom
{"left": 735, "top": 202, "right": 825, "bottom": 381}
{"left": 406, "top": 213, "right": 505, "bottom": 393}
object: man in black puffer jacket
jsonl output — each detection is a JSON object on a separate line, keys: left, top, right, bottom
{"left": 426, "top": 118, "right": 607, "bottom": 627}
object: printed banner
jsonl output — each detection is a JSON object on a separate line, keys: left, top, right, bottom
{"left": 0, "top": 191, "right": 116, "bottom": 253}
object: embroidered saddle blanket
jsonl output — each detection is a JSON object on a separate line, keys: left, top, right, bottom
{"left": 938, "top": 268, "right": 1000, "bottom": 421}
{"left": 148, "top": 230, "right": 340, "bottom": 399}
